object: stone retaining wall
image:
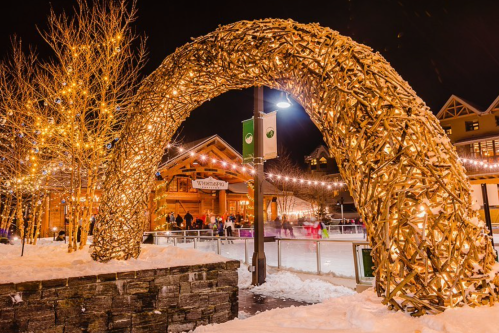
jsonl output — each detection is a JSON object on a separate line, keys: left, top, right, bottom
{"left": 0, "top": 260, "right": 240, "bottom": 333}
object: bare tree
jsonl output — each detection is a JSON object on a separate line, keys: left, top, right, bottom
{"left": 0, "top": 41, "right": 52, "bottom": 244}
{"left": 33, "top": 0, "right": 147, "bottom": 251}
{"left": 266, "top": 147, "right": 306, "bottom": 215}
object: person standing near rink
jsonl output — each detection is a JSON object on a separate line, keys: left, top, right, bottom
{"left": 274, "top": 216, "right": 282, "bottom": 237}
{"left": 225, "top": 216, "right": 234, "bottom": 244}
{"left": 282, "top": 214, "right": 295, "bottom": 238}
{"left": 320, "top": 220, "right": 329, "bottom": 239}
{"left": 184, "top": 211, "right": 193, "bottom": 230}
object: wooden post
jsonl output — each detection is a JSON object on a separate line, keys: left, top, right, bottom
{"left": 219, "top": 190, "right": 227, "bottom": 216}
{"left": 41, "top": 195, "right": 50, "bottom": 238}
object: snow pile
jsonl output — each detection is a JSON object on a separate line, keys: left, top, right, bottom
{"left": 0, "top": 239, "right": 227, "bottom": 284}
{"left": 250, "top": 271, "right": 355, "bottom": 303}
{"left": 195, "top": 290, "right": 499, "bottom": 333}
{"left": 238, "top": 265, "right": 253, "bottom": 289}
{"left": 238, "top": 265, "right": 354, "bottom": 304}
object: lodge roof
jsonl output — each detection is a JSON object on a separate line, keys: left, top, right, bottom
{"left": 156, "top": 134, "right": 284, "bottom": 196}
{"left": 304, "top": 145, "right": 330, "bottom": 161}
{"left": 437, "top": 94, "right": 499, "bottom": 120}
{"left": 158, "top": 134, "right": 242, "bottom": 170}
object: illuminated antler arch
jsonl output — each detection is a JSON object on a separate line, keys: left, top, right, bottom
{"left": 92, "top": 19, "right": 498, "bottom": 313}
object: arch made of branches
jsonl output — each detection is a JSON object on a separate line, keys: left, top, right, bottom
{"left": 92, "top": 19, "right": 498, "bottom": 314}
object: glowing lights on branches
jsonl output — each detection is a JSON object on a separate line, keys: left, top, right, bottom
{"left": 94, "top": 18, "right": 497, "bottom": 315}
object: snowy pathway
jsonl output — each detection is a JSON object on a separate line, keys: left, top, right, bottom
{"left": 197, "top": 289, "right": 499, "bottom": 333}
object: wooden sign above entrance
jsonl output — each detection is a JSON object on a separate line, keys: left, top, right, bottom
{"left": 191, "top": 177, "right": 229, "bottom": 190}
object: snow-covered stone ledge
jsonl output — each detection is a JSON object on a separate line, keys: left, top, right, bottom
{"left": 0, "top": 241, "right": 239, "bottom": 333}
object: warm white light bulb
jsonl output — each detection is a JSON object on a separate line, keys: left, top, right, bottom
{"left": 277, "top": 101, "right": 291, "bottom": 108}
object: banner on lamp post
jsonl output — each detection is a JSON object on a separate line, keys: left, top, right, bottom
{"left": 263, "top": 111, "right": 277, "bottom": 160}
{"left": 242, "top": 118, "right": 254, "bottom": 164}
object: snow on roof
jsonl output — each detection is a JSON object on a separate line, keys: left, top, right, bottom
{"left": 305, "top": 145, "right": 330, "bottom": 161}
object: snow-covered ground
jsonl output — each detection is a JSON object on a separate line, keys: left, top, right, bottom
{"left": 196, "top": 290, "right": 499, "bottom": 333}
{"left": 192, "top": 235, "right": 499, "bottom": 333}
{"left": 0, "top": 239, "right": 227, "bottom": 284}
{"left": 238, "top": 265, "right": 355, "bottom": 304}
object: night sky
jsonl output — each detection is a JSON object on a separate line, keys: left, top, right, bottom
{"left": 1, "top": 0, "right": 499, "bottom": 166}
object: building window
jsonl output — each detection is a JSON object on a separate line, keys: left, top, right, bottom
{"left": 168, "top": 178, "right": 178, "bottom": 192}
{"left": 469, "top": 142, "right": 480, "bottom": 158}
{"left": 310, "top": 158, "right": 317, "bottom": 170}
{"left": 443, "top": 126, "right": 452, "bottom": 135}
{"left": 178, "top": 178, "right": 189, "bottom": 192}
{"left": 465, "top": 120, "right": 479, "bottom": 131}
{"left": 468, "top": 140, "right": 499, "bottom": 161}
{"left": 495, "top": 140, "right": 499, "bottom": 157}
{"left": 496, "top": 117, "right": 499, "bottom": 127}
{"left": 229, "top": 201, "right": 237, "bottom": 215}
{"left": 319, "top": 157, "right": 327, "bottom": 169}
{"left": 482, "top": 140, "right": 494, "bottom": 158}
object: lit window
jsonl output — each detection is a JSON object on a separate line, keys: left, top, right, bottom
{"left": 465, "top": 120, "right": 479, "bottom": 131}
{"left": 319, "top": 157, "right": 327, "bottom": 169}
{"left": 443, "top": 126, "right": 452, "bottom": 135}
{"left": 482, "top": 140, "right": 494, "bottom": 158}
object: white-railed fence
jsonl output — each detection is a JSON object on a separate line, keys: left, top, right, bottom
{"left": 144, "top": 230, "right": 373, "bottom": 286}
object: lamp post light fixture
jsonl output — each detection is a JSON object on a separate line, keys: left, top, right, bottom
{"left": 52, "top": 227, "right": 58, "bottom": 241}
{"left": 276, "top": 92, "right": 292, "bottom": 109}
{"left": 252, "top": 87, "right": 291, "bottom": 286}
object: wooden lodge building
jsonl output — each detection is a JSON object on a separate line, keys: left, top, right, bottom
{"left": 41, "top": 135, "right": 282, "bottom": 236}
{"left": 149, "top": 135, "right": 281, "bottom": 230}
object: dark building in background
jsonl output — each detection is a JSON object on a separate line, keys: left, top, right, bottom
{"left": 304, "top": 145, "right": 359, "bottom": 220}
{"left": 304, "top": 145, "right": 339, "bottom": 175}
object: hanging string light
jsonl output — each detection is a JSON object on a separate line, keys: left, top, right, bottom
{"left": 459, "top": 157, "right": 499, "bottom": 169}
{"left": 158, "top": 145, "right": 346, "bottom": 190}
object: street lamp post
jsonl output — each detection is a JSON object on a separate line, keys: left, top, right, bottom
{"left": 251, "top": 86, "right": 290, "bottom": 285}
{"left": 481, "top": 184, "right": 495, "bottom": 249}
{"left": 252, "top": 86, "right": 266, "bottom": 285}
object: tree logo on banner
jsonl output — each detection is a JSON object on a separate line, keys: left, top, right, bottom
{"left": 266, "top": 127, "right": 275, "bottom": 139}
{"left": 245, "top": 132, "right": 253, "bottom": 144}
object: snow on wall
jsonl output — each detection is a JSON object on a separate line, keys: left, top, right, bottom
{"left": 0, "top": 239, "right": 228, "bottom": 284}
